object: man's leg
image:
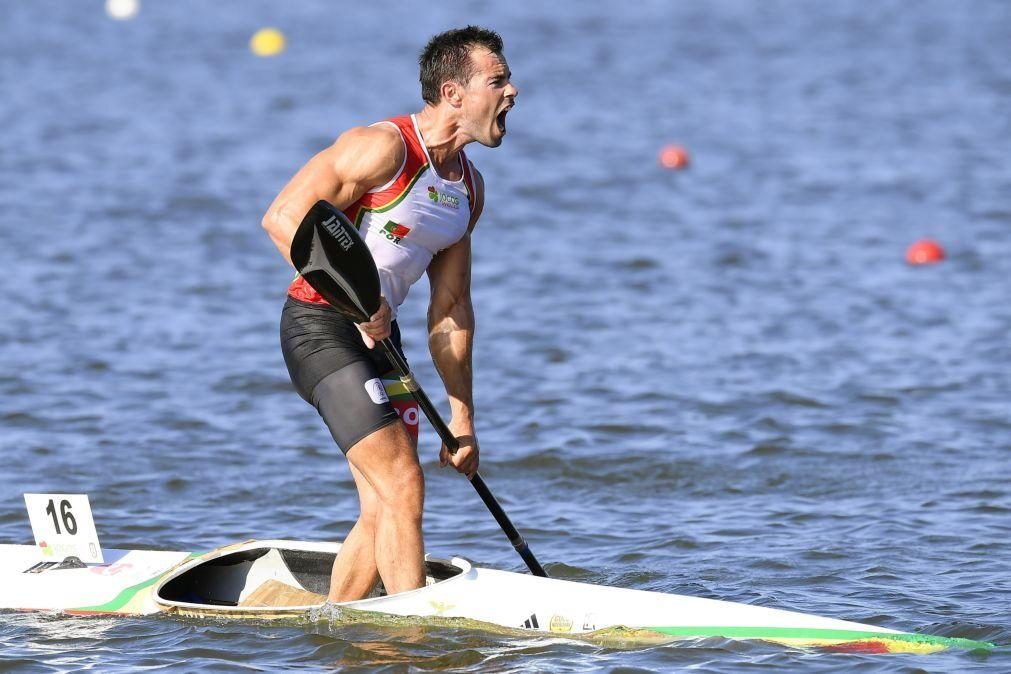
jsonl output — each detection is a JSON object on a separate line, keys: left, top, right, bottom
{"left": 341, "top": 420, "right": 425, "bottom": 596}
{"left": 327, "top": 462, "right": 380, "bottom": 602}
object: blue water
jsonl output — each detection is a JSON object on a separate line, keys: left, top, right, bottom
{"left": 2, "top": 0, "right": 1009, "bottom": 671}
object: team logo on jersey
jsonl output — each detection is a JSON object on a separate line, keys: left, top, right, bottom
{"left": 427, "top": 186, "right": 459, "bottom": 209}
{"left": 380, "top": 220, "right": 412, "bottom": 244}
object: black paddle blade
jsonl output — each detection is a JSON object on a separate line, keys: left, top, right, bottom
{"left": 289, "top": 200, "right": 382, "bottom": 322}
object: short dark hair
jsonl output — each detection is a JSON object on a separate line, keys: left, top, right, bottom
{"left": 419, "top": 26, "right": 504, "bottom": 105}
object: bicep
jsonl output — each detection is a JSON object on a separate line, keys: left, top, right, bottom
{"left": 328, "top": 126, "right": 404, "bottom": 207}
{"left": 263, "top": 127, "right": 403, "bottom": 256}
{"left": 265, "top": 147, "right": 346, "bottom": 230}
{"left": 429, "top": 165, "right": 482, "bottom": 320}
{"left": 428, "top": 235, "right": 473, "bottom": 323}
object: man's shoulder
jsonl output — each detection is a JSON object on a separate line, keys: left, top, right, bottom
{"left": 331, "top": 122, "right": 406, "bottom": 171}
{"left": 339, "top": 121, "right": 403, "bottom": 147}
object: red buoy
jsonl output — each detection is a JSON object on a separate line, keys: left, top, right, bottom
{"left": 658, "top": 144, "right": 689, "bottom": 170}
{"left": 905, "top": 239, "right": 945, "bottom": 265}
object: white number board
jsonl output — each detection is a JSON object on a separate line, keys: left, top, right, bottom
{"left": 23, "top": 493, "right": 104, "bottom": 564}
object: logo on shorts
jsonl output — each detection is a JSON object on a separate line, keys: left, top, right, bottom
{"left": 364, "top": 378, "right": 389, "bottom": 404}
{"left": 380, "top": 220, "right": 412, "bottom": 244}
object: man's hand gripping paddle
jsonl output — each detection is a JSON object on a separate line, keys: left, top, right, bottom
{"left": 290, "top": 200, "right": 548, "bottom": 578}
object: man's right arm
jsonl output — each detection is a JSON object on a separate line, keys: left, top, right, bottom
{"left": 261, "top": 125, "right": 404, "bottom": 266}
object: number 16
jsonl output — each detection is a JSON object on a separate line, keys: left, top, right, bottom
{"left": 45, "top": 499, "right": 78, "bottom": 535}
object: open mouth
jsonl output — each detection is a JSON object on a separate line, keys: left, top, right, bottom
{"left": 496, "top": 108, "right": 509, "bottom": 133}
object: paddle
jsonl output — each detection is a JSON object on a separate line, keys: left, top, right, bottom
{"left": 290, "top": 200, "right": 548, "bottom": 578}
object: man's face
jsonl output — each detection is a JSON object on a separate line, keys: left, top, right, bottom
{"left": 459, "top": 48, "right": 517, "bottom": 148}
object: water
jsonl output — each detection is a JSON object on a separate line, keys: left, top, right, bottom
{"left": 2, "top": 0, "right": 1009, "bottom": 671}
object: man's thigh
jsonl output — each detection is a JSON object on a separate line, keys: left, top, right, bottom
{"left": 345, "top": 421, "right": 423, "bottom": 503}
{"left": 311, "top": 361, "right": 403, "bottom": 453}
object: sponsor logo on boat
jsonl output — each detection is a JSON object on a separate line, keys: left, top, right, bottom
{"left": 23, "top": 561, "right": 59, "bottom": 574}
{"left": 522, "top": 613, "right": 540, "bottom": 629}
{"left": 427, "top": 186, "right": 459, "bottom": 209}
{"left": 549, "top": 614, "right": 573, "bottom": 633}
{"left": 380, "top": 220, "right": 412, "bottom": 244}
{"left": 36, "top": 540, "right": 77, "bottom": 560}
{"left": 364, "top": 378, "right": 389, "bottom": 405}
{"left": 429, "top": 600, "right": 454, "bottom": 615}
{"left": 90, "top": 563, "right": 130, "bottom": 577}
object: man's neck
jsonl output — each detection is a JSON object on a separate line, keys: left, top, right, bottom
{"left": 415, "top": 106, "right": 468, "bottom": 175}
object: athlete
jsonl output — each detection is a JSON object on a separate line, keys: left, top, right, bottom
{"left": 261, "top": 26, "right": 517, "bottom": 600}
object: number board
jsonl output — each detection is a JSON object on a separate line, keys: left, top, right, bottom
{"left": 23, "top": 494, "right": 104, "bottom": 564}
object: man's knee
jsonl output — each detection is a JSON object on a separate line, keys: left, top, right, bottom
{"left": 359, "top": 472, "right": 422, "bottom": 523}
{"left": 382, "top": 459, "right": 425, "bottom": 514}
{"left": 358, "top": 498, "right": 379, "bottom": 529}
{"left": 348, "top": 425, "right": 425, "bottom": 511}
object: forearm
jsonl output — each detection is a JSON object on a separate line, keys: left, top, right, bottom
{"left": 262, "top": 163, "right": 351, "bottom": 267}
{"left": 262, "top": 195, "right": 311, "bottom": 266}
{"left": 428, "top": 298, "right": 475, "bottom": 426}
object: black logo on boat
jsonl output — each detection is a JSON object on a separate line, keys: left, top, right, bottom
{"left": 24, "top": 561, "right": 59, "bottom": 574}
{"left": 522, "top": 613, "right": 540, "bottom": 629}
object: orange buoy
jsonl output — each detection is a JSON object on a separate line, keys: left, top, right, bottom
{"left": 905, "top": 239, "right": 945, "bottom": 265}
{"left": 658, "top": 144, "right": 689, "bottom": 170}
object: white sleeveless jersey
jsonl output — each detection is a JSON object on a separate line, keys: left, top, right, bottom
{"left": 288, "top": 114, "right": 478, "bottom": 317}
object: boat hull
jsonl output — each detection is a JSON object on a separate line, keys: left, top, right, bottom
{"left": 0, "top": 543, "right": 192, "bottom": 616}
{"left": 0, "top": 540, "right": 994, "bottom": 654}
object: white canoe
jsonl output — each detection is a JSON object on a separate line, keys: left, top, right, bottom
{"left": 0, "top": 539, "right": 992, "bottom": 654}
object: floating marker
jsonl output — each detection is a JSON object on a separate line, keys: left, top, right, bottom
{"left": 250, "top": 28, "right": 286, "bottom": 57}
{"left": 659, "top": 144, "right": 690, "bottom": 170}
{"left": 905, "top": 239, "right": 945, "bottom": 265}
{"left": 106, "top": 0, "right": 139, "bottom": 20}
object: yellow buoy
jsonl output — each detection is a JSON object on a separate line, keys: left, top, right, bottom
{"left": 250, "top": 28, "right": 286, "bottom": 57}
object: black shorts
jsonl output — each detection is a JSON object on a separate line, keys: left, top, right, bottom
{"left": 280, "top": 297, "right": 417, "bottom": 453}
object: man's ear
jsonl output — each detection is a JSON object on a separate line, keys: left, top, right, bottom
{"left": 441, "top": 80, "right": 464, "bottom": 107}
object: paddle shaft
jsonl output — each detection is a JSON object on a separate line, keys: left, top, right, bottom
{"left": 379, "top": 337, "right": 548, "bottom": 578}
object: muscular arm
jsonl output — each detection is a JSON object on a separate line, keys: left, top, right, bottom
{"left": 427, "top": 167, "right": 485, "bottom": 476}
{"left": 261, "top": 124, "right": 404, "bottom": 265}
{"left": 428, "top": 233, "right": 476, "bottom": 421}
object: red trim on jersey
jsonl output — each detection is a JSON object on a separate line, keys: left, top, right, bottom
{"left": 288, "top": 275, "right": 327, "bottom": 304}
{"left": 460, "top": 150, "right": 477, "bottom": 215}
{"left": 353, "top": 116, "right": 428, "bottom": 221}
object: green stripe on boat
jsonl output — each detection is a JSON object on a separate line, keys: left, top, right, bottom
{"left": 76, "top": 553, "right": 200, "bottom": 613}
{"left": 74, "top": 575, "right": 163, "bottom": 613}
{"left": 646, "top": 626, "right": 995, "bottom": 651}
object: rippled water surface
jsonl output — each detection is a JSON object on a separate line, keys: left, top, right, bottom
{"left": 2, "top": 0, "right": 1009, "bottom": 671}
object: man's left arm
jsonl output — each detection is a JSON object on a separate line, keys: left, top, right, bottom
{"left": 427, "top": 168, "right": 485, "bottom": 477}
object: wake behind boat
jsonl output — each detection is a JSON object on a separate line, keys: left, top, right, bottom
{"left": 0, "top": 539, "right": 993, "bottom": 654}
